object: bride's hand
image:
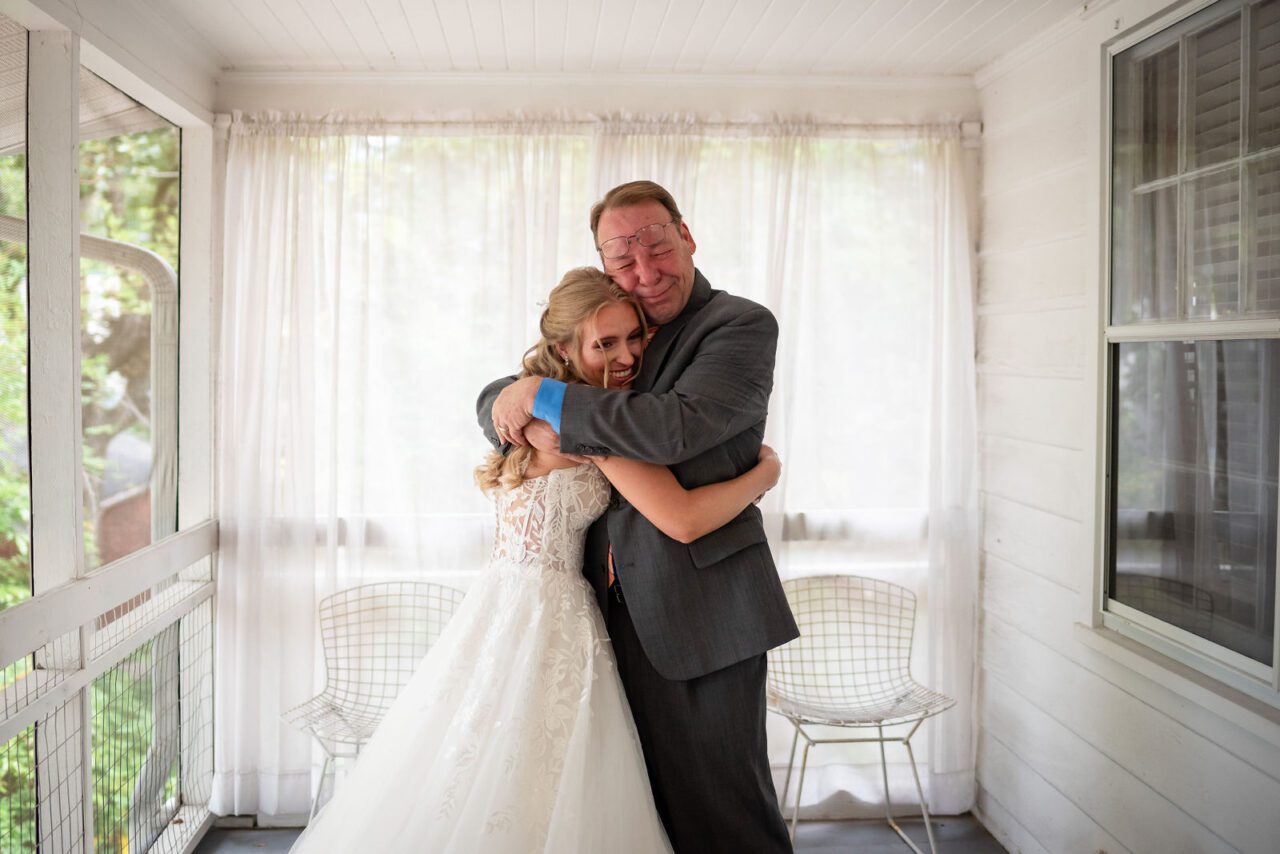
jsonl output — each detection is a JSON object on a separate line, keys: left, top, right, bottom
{"left": 754, "top": 444, "right": 782, "bottom": 503}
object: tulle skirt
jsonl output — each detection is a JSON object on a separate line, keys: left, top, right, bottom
{"left": 290, "top": 561, "right": 672, "bottom": 853}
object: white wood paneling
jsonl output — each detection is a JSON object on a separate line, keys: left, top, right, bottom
{"left": 617, "top": 0, "right": 681, "bottom": 71}
{"left": 333, "top": 0, "right": 399, "bottom": 70}
{"left": 989, "top": 550, "right": 1280, "bottom": 782}
{"left": 982, "top": 493, "right": 1082, "bottom": 591}
{"left": 976, "top": 729, "right": 1126, "bottom": 854}
{"left": 981, "top": 95, "right": 1086, "bottom": 196}
{"left": 979, "top": 237, "right": 1087, "bottom": 305}
{"left": 978, "top": 373, "right": 1086, "bottom": 450}
{"left": 363, "top": 0, "right": 422, "bottom": 69}
{"left": 981, "top": 166, "right": 1087, "bottom": 253}
{"left": 431, "top": 0, "right": 483, "bottom": 70}
{"left": 982, "top": 669, "right": 1238, "bottom": 854}
{"left": 810, "top": 0, "right": 912, "bottom": 72}
{"left": 134, "top": 0, "right": 1086, "bottom": 76}
{"left": 981, "top": 436, "right": 1084, "bottom": 521}
{"left": 560, "top": 0, "right": 606, "bottom": 71}
{"left": 470, "top": 0, "right": 510, "bottom": 71}
{"left": 398, "top": 2, "right": 453, "bottom": 72}
{"left": 977, "top": 308, "right": 1085, "bottom": 377}
{"left": 885, "top": 0, "right": 1004, "bottom": 69}
{"left": 985, "top": 613, "right": 1280, "bottom": 853}
{"left": 974, "top": 781, "right": 1055, "bottom": 854}
{"left": 587, "top": 0, "right": 636, "bottom": 72}
{"left": 752, "top": 0, "right": 844, "bottom": 72}
{"left": 644, "top": 0, "right": 701, "bottom": 71}
{"left": 528, "top": 0, "right": 566, "bottom": 70}
{"left": 978, "top": 24, "right": 1089, "bottom": 129}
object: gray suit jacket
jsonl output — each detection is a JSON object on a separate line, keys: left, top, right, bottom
{"left": 478, "top": 269, "right": 799, "bottom": 680}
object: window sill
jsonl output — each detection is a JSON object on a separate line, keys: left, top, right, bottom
{"left": 1073, "top": 623, "right": 1280, "bottom": 747}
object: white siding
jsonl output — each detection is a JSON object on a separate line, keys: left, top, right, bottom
{"left": 976, "top": 1, "right": 1280, "bottom": 851}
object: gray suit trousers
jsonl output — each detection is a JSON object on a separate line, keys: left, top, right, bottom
{"left": 608, "top": 587, "right": 793, "bottom": 854}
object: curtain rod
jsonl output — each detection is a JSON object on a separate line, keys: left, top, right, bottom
{"left": 217, "top": 112, "right": 980, "bottom": 142}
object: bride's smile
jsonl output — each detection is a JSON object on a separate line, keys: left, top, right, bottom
{"left": 571, "top": 301, "right": 646, "bottom": 389}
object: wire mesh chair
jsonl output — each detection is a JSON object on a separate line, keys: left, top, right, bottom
{"left": 767, "top": 575, "right": 955, "bottom": 854}
{"left": 282, "top": 580, "right": 466, "bottom": 818}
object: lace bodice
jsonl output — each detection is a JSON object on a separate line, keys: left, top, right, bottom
{"left": 489, "top": 463, "right": 610, "bottom": 576}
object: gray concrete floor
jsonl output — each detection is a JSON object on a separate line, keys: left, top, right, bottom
{"left": 195, "top": 814, "right": 1006, "bottom": 853}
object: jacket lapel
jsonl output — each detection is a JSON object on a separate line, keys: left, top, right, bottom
{"left": 636, "top": 270, "right": 712, "bottom": 392}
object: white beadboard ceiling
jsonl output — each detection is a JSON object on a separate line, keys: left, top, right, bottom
{"left": 145, "top": 0, "right": 1089, "bottom": 77}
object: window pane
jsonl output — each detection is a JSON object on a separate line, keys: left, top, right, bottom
{"left": 1112, "top": 184, "right": 1179, "bottom": 323}
{"left": 1189, "top": 13, "right": 1243, "bottom": 169}
{"left": 1249, "top": 0, "right": 1280, "bottom": 151}
{"left": 0, "top": 14, "right": 28, "bottom": 613}
{"left": 1116, "top": 43, "right": 1181, "bottom": 184}
{"left": 1248, "top": 155, "right": 1280, "bottom": 311}
{"left": 79, "top": 70, "right": 179, "bottom": 570}
{"left": 1112, "top": 40, "right": 1181, "bottom": 323}
{"left": 1186, "top": 166, "right": 1241, "bottom": 318}
{"left": 1111, "top": 339, "right": 1278, "bottom": 665}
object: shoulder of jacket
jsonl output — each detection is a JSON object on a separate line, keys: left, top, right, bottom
{"left": 704, "top": 289, "right": 773, "bottom": 319}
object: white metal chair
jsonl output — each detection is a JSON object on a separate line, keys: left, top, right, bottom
{"left": 767, "top": 574, "right": 955, "bottom": 854}
{"left": 283, "top": 580, "right": 466, "bottom": 818}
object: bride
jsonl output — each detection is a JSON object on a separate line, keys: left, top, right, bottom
{"left": 289, "top": 268, "right": 781, "bottom": 853}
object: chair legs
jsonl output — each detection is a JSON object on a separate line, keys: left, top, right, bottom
{"left": 878, "top": 725, "right": 937, "bottom": 854}
{"left": 776, "top": 719, "right": 939, "bottom": 854}
{"left": 903, "top": 738, "right": 939, "bottom": 854}
{"left": 789, "top": 738, "right": 812, "bottom": 842}
{"left": 780, "top": 724, "right": 800, "bottom": 819}
{"left": 309, "top": 753, "right": 334, "bottom": 823}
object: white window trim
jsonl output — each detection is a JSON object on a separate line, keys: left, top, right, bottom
{"left": 1080, "top": 0, "right": 1280, "bottom": 728}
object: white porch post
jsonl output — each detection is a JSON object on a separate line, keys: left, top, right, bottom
{"left": 28, "top": 27, "right": 89, "bottom": 853}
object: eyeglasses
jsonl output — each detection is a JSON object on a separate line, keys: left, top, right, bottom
{"left": 597, "top": 220, "right": 677, "bottom": 261}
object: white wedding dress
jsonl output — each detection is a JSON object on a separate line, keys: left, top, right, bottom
{"left": 290, "top": 463, "right": 673, "bottom": 853}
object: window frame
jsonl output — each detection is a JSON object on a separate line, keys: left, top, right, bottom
{"left": 1099, "top": 0, "right": 1280, "bottom": 707}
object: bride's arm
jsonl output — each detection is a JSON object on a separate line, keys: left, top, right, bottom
{"left": 592, "top": 446, "right": 781, "bottom": 545}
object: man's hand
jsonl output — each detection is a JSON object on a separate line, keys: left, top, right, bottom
{"left": 524, "top": 420, "right": 562, "bottom": 454}
{"left": 492, "top": 376, "right": 542, "bottom": 445}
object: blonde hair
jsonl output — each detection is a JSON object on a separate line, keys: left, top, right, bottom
{"left": 475, "top": 267, "right": 646, "bottom": 493}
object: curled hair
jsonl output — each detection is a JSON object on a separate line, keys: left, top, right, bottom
{"left": 475, "top": 267, "right": 646, "bottom": 493}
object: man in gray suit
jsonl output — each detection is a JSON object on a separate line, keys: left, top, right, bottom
{"left": 480, "top": 180, "right": 797, "bottom": 853}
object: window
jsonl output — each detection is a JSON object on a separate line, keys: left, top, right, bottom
{"left": 78, "top": 69, "right": 181, "bottom": 570}
{"left": 1107, "top": 0, "right": 1280, "bottom": 692}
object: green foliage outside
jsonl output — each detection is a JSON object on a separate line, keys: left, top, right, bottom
{"left": 0, "top": 125, "right": 179, "bottom": 609}
{"left": 0, "top": 124, "right": 181, "bottom": 852}
{"left": 0, "top": 643, "right": 175, "bottom": 853}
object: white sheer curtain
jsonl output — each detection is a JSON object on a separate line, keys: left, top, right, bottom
{"left": 215, "top": 113, "right": 977, "bottom": 820}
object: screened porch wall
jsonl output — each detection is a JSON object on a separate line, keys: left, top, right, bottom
{"left": 0, "top": 1, "right": 220, "bottom": 852}
{"left": 974, "top": 0, "right": 1280, "bottom": 852}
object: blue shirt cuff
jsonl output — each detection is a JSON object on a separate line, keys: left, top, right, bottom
{"left": 532, "top": 378, "right": 566, "bottom": 434}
